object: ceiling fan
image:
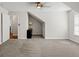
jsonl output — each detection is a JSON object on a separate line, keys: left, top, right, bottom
{"left": 35, "top": 2, "right": 43, "bottom": 8}
{"left": 34, "top": 2, "right": 51, "bottom": 8}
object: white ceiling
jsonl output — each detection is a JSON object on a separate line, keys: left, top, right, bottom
{"left": 0, "top": 2, "right": 71, "bottom": 12}
{"left": 64, "top": 2, "right": 79, "bottom": 13}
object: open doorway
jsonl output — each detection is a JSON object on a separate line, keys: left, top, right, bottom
{"left": 10, "top": 15, "right": 18, "bottom": 39}
{"left": 28, "top": 13, "right": 45, "bottom": 39}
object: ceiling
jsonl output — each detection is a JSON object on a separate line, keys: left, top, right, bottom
{"left": 64, "top": 2, "right": 79, "bottom": 13}
{"left": 0, "top": 2, "right": 71, "bottom": 12}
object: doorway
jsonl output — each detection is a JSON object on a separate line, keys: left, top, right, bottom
{"left": 28, "top": 13, "right": 45, "bottom": 39}
{"left": 10, "top": 15, "right": 18, "bottom": 39}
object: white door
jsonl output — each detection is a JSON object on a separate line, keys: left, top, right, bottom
{"left": 18, "top": 14, "right": 27, "bottom": 39}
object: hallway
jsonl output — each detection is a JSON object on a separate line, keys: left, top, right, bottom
{"left": 0, "top": 39, "right": 79, "bottom": 57}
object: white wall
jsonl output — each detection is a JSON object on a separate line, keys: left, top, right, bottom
{"left": 68, "top": 10, "right": 79, "bottom": 43}
{"left": 64, "top": 2, "right": 79, "bottom": 43}
{"left": 45, "top": 11, "right": 68, "bottom": 39}
{"left": 2, "top": 13, "right": 10, "bottom": 43}
{"left": 29, "top": 14, "right": 43, "bottom": 35}
{"left": 28, "top": 11, "right": 69, "bottom": 39}
{"left": 0, "top": 12, "right": 1, "bottom": 44}
{"left": 0, "top": 6, "right": 10, "bottom": 44}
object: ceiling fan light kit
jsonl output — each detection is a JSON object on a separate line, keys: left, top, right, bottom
{"left": 37, "top": 6, "right": 41, "bottom": 8}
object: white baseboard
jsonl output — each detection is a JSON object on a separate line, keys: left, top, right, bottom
{"left": 45, "top": 36, "right": 69, "bottom": 39}
{"left": 69, "top": 37, "right": 79, "bottom": 43}
{"left": 18, "top": 37, "right": 26, "bottom": 39}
